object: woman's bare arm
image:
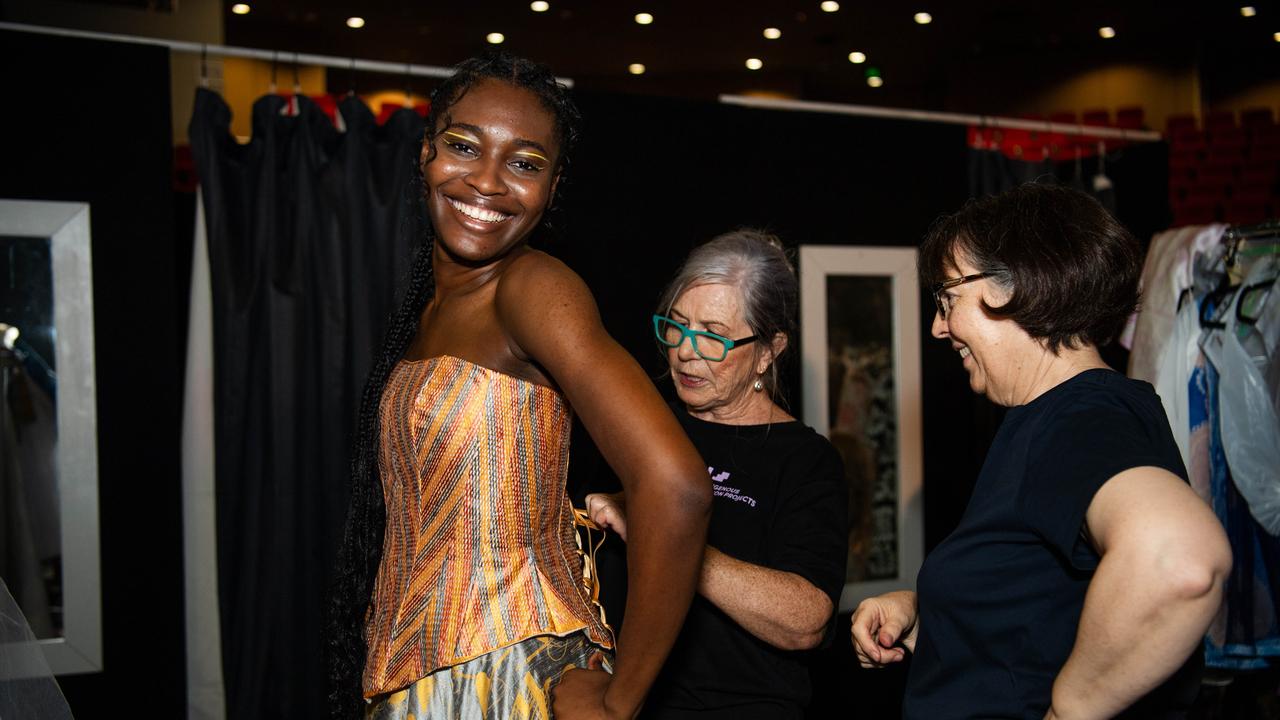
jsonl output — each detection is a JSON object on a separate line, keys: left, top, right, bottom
{"left": 1045, "top": 467, "right": 1230, "bottom": 720}
{"left": 498, "top": 252, "right": 710, "bottom": 719}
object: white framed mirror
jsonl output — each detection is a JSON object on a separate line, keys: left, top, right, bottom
{"left": 0, "top": 199, "right": 102, "bottom": 676}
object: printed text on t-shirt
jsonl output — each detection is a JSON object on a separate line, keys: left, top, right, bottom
{"left": 707, "top": 466, "right": 757, "bottom": 508}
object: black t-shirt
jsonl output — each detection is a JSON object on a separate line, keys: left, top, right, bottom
{"left": 905, "top": 369, "right": 1200, "bottom": 719}
{"left": 643, "top": 406, "right": 849, "bottom": 720}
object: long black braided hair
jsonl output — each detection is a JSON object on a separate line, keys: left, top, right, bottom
{"left": 326, "top": 51, "right": 581, "bottom": 718}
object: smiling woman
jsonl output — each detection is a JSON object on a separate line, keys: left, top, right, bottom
{"left": 851, "top": 183, "right": 1231, "bottom": 720}
{"left": 421, "top": 86, "right": 560, "bottom": 266}
{"left": 326, "top": 52, "right": 711, "bottom": 720}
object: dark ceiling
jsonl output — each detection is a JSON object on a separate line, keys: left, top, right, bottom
{"left": 222, "top": 1, "right": 1278, "bottom": 113}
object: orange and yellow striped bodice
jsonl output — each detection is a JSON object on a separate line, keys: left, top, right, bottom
{"left": 363, "top": 355, "right": 613, "bottom": 698}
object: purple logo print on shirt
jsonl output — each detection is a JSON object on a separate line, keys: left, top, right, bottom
{"left": 707, "top": 466, "right": 757, "bottom": 508}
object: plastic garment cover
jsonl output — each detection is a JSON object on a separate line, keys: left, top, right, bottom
{"left": 1202, "top": 359, "right": 1280, "bottom": 668}
{"left": 1136, "top": 227, "right": 1228, "bottom": 468}
{"left": 1154, "top": 296, "right": 1203, "bottom": 468}
{"left": 0, "top": 576, "right": 74, "bottom": 720}
{"left": 1126, "top": 224, "right": 1227, "bottom": 381}
{"left": 1201, "top": 256, "right": 1280, "bottom": 536}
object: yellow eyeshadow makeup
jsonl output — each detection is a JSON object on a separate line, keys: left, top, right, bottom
{"left": 513, "top": 150, "right": 549, "bottom": 164}
{"left": 442, "top": 130, "right": 478, "bottom": 144}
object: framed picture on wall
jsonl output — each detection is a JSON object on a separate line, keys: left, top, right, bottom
{"left": 799, "top": 246, "right": 923, "bottom": 612}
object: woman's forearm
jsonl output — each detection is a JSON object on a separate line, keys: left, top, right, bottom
{"left": 1048, "top": 546, "right": 1223, "bottom": 719}
{"left": 699, "top": 546, "right": 833, "bottom": 651}
{"left": 606, "top": 473, "right": 710, "bottom": 718}
{"left": 1047, "top": 468, "right": 1231, "bottom": 720}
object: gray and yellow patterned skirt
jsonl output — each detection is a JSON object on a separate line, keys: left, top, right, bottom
{"left": 366, "top": 633, "right": 611, "bottom": 720}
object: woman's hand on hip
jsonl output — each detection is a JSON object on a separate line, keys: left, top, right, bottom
{"left": 850, "top": 590, "right": 919, "bottom": 667}
{"left": 553, "top": 654, "right": 628, "bottom": 720}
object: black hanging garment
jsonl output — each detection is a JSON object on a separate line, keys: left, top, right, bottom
{"left": 188, "top": 87, "right": 426, "bottom": 718}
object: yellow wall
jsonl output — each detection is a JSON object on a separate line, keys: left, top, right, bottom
{"left": 220, "top": 58, "right": 328, "bottom": 141}
{"left": 1014, "top": 64, "right": 1201, "bottom": 132}
{"left": 1212, "top": 80, "right": 1280, "bottom": 121}
{"left": 362, "top": 90, "right": 431, "bottom": 115}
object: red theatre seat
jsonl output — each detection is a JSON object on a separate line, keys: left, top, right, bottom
{"left": 1166, "top": 114, "right": 1197, "bottom": 135}
{"left": 1224, "top": 199, "right": 1270, "bottom": 224}
{"left": 1116, "top": 107, "right": 1146, "bottom": 129}
{"left": 1172, "top": 198, "right": 1220, "bottom": 226}
{"left": 1211, "top": 127, "right": 1248, "bottom": 151}
{"left": 1082, "top": 109, "right": 1110, "bottom": 126}
{"left": 1240, "top": 107, "right": 1275, "bottom": 129}
{"left": 1172, "top": 129, "right": 1207, "bottom": 152}
{"left": 1205, "top": 110, "right": 1237, "bottom": 133}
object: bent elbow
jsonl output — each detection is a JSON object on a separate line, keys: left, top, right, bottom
{"left": 769, "top": 625, "right": 824, "bottom": 651}
{"left": 773, "top": 602, "right": 834, "bottom": 651}
{"left": 787, "top": 628, "right": 825, "bottom": 651}
{"left": 675, "top": 470, "right": 713, "bottom": 519}
{"left": 1167, "top": 538, "right": 1232, "bottom": 604}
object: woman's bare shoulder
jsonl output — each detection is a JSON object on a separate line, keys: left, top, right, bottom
{"left": 496, "top": 248, "right": 596, "bottom": 317}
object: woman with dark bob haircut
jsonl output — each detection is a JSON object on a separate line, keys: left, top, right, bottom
{"left": 851, "top": 182, "right": 1232, "bottom": 719}
{"left": 327, "top": 52, "right": 709, "bottom": 719}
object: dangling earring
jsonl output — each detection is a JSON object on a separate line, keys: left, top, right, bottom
{"left": 752, "top": 378, "right": 765, "bottom": 392}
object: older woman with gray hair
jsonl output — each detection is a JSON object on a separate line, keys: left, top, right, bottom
{"left": 587, "top": 229, "right": 849, "bottom": 719}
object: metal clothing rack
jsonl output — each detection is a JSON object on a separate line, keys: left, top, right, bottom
{"left": 719, "top": 94, "right": 1164, "bottom": 143}
{"left": 1224, "top": 219, "right": 1280, "bottom": 268}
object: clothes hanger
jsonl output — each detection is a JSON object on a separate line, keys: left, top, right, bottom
{"left": 1234, "top": 236, "right": 1279, "bottom": 325}
{"left": 1092, "top": 140, "right": 1113, "bottom": 192}
{"left": 404, "top": 63, "right": 413, "bottom": 109}
{"left": 290, "top": 53, "right": 302, "bottom": 115}
{"left": 269, "top": 50, "right": 278, "bottom": 94}
{"left": 0, "top": 322, "right": 17, "bottom": 350}
{"left": 1237, "top": 278, "right": 1275, "bottom": 325}
{"left": 1199, "top": 284, "right": 1237, "bottom": 330}
{"left": 200, "top": 44, "right": 209, "bottom": 89}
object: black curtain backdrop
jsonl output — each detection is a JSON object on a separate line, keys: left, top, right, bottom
{"left": 0, "top": 30, "right": 185, "bottom": 717}
{"left": 188, "top": 88, "right": 426, "bottom": 718}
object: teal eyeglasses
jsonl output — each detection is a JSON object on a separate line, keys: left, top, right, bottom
{"left": 653, "top": 314, "right": 757, "bottom": 362}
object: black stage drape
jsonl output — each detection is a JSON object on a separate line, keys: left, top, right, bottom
{"left": 968, "top": 142, "right": 1171, "bottom": 248}
{"left": 0, "top": 29, "right": 186, "bottom": 718}
{"left": 189, "top": 88, "right": 425, "bottom": 718}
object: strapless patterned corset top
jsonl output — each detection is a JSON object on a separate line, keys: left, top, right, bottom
{"left": 363, "top": 355, "right": 612, "bottom": 697}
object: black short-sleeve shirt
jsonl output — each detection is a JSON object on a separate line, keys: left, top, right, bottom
{"left": 905, "top": 369, "right": 1199, "bottom": 719}
{"left": 643, "top": 406, "right": 849, "bottom": 719}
